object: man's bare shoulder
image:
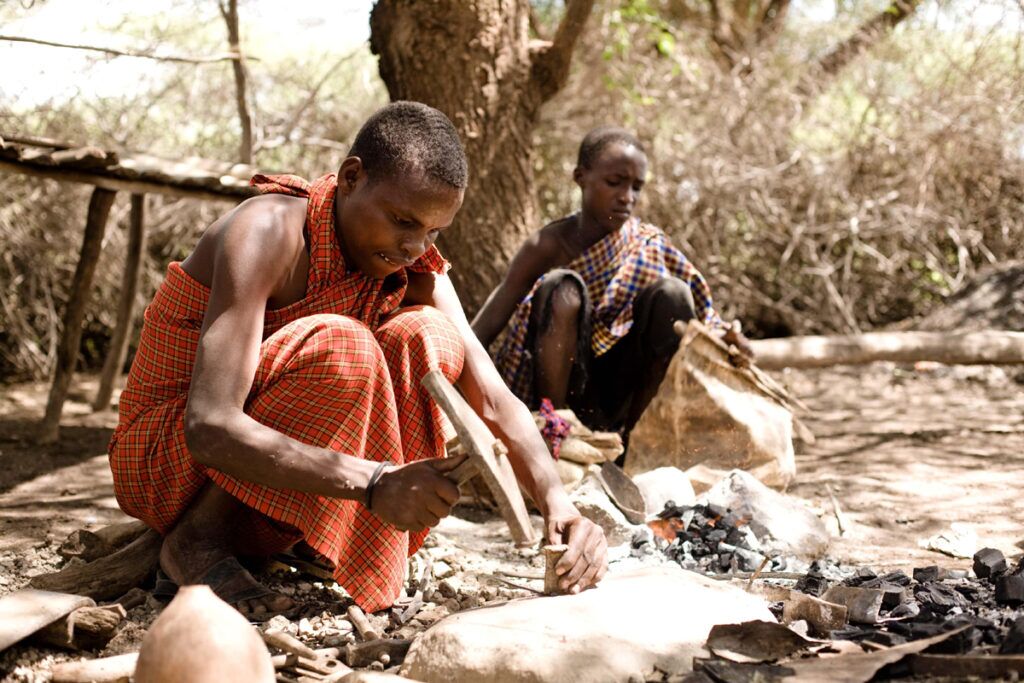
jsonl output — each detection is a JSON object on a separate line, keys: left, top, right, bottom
{"left": 183, "top": 194, "right": 308, "bottom": 287}
{"left": 517, "top": 216, "right": 576, "bottom": 266}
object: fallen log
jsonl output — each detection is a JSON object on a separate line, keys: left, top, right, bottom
{"left": 31, "top": 529, "right": 161, "bottom": 601}
{"left": 750, "top": 330, "right": 1024, "bottom": 369}
{"left": 58, "top": 520, "right": 149, "bottom": 562}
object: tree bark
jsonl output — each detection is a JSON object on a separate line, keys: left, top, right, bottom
{"left": 219, "top": 0, "right": 254, "bottom": 164}
{"left": 38, "top": 187, "right": 117, "bottom": 444}
{"left": 370, "top": 0, "right": 596, "bottom": 313}
{"left": 93, "top": 194, "right": 146, "bottom": 412}
{"left": 750, "top": 330, "right": 1024, "bottom": 369}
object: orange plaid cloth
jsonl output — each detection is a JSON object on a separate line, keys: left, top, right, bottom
{"left": 109, "top": 173, "right": 464, "bottom": 612}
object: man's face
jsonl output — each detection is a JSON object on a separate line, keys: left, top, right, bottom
{"left": 335, "top": 158, "right": 464, "bottom": 279}
{"left": 574, "top": 142, "right": 648, "bottom": 232}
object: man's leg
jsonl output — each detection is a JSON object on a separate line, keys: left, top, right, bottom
{"left": 525, "top": 270, "right": 591, "bottom": 408}
{"left": 578, "top": 277, "right": 696, "bottom": 461}
{"left": 161, "top": 313, "right": 413, "bottom": 614}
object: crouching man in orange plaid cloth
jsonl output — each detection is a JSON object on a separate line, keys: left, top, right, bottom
{"left": 108, "top": 102, "right": 606, "bottom": 619}
{"left": 473, "top": 127, "right": 753, "bottom": 463}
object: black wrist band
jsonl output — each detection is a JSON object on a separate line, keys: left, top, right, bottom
{"left": 365, "top": 461, "right": 388, "bottom": 511}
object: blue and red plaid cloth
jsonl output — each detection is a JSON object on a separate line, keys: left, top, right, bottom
{"left": 494, "top": 216, "right": 722, "bottom": 403}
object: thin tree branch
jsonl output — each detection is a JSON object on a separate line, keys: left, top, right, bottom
{"left": 529, "top": 0, "right": 596, "bottom": 101}
{"left": 218, "top": 0, "right": 254, "bottom": 164}
{"left": 0, "top": 34, "right": 254, "bottom": 63}
{"left": 814, "top": 0, "right": 924, "bottom": 78}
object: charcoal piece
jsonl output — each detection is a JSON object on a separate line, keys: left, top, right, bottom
{"left": 844, "top": 567, "right": 878, "bottom": 586}
{"left": 863, "top": 630, "right": 907, "bottom": 647}
{"left": 925, "top": 625, "right": 983, "bottom": 655}
{"left": 795, "top": 573, "right": 830, "bottom": 598}
{"left": 829, "top": 626, "right": 875, "bottom": 641}
{"left": 953, "top": 582, "right": 981, "bottom": 602}
{"left": 725, "top": 528, "right": 746, "bottom": 547}
{"left": 999, "top": 616, "right": 1024, "bottom": 654}
{"left": 994, "top": 575, "right": 1024, "bottom": 606}
{"left": 914, "top": 582, "right": 968, "bottom": 614}
{"left": 887, "top": 619, "right": 946, "bottom": 640}
{"left": 706, "top": 529, "right": 727, "bottom": 544}
{"left": 879, "top": 570, "right": 912, "bottom": 587}
{"left": 973, "top": 548, "right": 1008, "bottom": 579}
{"left": 876, "top": 583, "right": 907, "bottom": 609}
{"left": 913, "top": 566, "right": 940, "bottom": 583}
{"left": 718, "top": 553, "right": 734, "bottom": 572}
{"left": 719, "top": 513, "right": 739, "bottom": 530}
{"left": 889, "top": 601, "right": 920, "bottom": 619}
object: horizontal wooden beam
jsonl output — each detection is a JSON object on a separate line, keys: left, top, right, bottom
{"left": 0, "top": 159, "right": 255, "bottom": 204}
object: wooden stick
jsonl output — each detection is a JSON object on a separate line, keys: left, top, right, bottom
{"left": 543, "top": 544, "right": 568, "bottom": 595}
{"left": 34, "top": 604, "right": 126, "bottom": 651}
{"left": 262, "top": 628, "right": 318, "bottom": 659}
{"left": 750, "top": 330, "right": 1024, "bottom": 369}
{"left": 38, "top": 186, "right": 117, "bottom": 443}
{"left": 0, "top": 34, "right": 255, "bottom": 63}
{"left": 59, "top": 520, "right": 149, "bottom": 562}
{"left": 345, "top": 605, "right": 380, "bottom": 641}
{"left": 825, "top": 483, "right": 848, "bottom": 536}
{"left": 94, "top": 194, "right": 147, "bottom": 411}
{"left": 50, "top": 653, "right": 138, "bottom": 683}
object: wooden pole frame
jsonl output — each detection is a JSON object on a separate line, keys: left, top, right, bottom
{"left": 93, "top": 194, "right": 147, "bottom": 412}
{"left": 39, "top": 187, "right": 117, "bottom": 443}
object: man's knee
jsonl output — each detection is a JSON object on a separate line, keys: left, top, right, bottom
{"left": 538, "top": 270, "right": 586, "bottom": 322}
{"left": 646, "top": 277, "right": 696, "bottom": 321}
{"left": 293, "top": 314, "right": 382, "bottom": 375}
{"left": 376, "top": 306, "right": 465, "bottom": 380}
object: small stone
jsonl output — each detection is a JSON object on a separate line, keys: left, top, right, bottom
{"left": 912, "top": 566, "right": 940, "bottom": 582}
{"left": 443, "top": 598, "right": 461, "bottom": 612}
{"left": 460, "top": 595, "right": 483, "bottom": 609}
{"left": 297, "top": 581, "right": 313, "bottom": 592}
{"left": 278, "top": 585, "right": 296, "bottom": 596}
{"left": 324, "top": 634, "right": 347, "bottom": 647}
{"left": 334, "top": 618, "right": 353, "bottom": 633}
{"left": 369, "top": 661, "right": 385, "bottom": 671}
{"left": 298, "top": 618, "right": 313, "bottom": 636}
{"left": 433, "top": 561, "right": 453, "bottom": 579}
{"left": 379, "top": 653, "right": 391, "bottom": 666}
{"left": 266, "top": 615, "right": 292, "bottom": 631}
{"left": 994, "top": 575, "right": 1024, "bottom": 606}
{"left": 438, "top": 578, "right": 460, "bottom": 598}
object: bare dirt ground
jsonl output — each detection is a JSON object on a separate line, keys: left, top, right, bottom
{"left": 1, "top": 364, "right": 1022, "bottom": 680}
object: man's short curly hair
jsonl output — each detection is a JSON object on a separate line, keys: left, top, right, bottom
{"left": 348, "top": 101, "right": 468, "bottom": 189}
{"left": 576, "top": 126, "right": 645, "bottom": 170}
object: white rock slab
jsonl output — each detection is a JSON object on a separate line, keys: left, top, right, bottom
{"left": 401, "top": 564, "right": 774, "bottom": 683}
{"left": 633, "top": 466, "right": 697, "bottom": 517}
{"left": 703, "top": 469, "right": 830, "bottom": 558}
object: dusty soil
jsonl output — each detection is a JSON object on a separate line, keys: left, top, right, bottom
{"left": 1, "top": 365, "right": 1022, "bottom": 680}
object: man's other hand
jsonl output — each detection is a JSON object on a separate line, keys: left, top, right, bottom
{"left": 545, "top": 513, "right": 608, "bottom": 594}
{"left": 369, "top": 455, "right": 466, "bottom": 531}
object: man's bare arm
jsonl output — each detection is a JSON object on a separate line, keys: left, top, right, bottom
{"left": 407, "top": 271, "right": 607, "bottom": 592}
{"left": 470, "top": 230, "right": 562, "bottom": 349}
{"left": 182, "top": 198, "right": 378, "bottom": 499}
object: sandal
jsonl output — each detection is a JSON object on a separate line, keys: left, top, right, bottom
{"left": 152, "top": 556, "right": 296, "bottom": 621}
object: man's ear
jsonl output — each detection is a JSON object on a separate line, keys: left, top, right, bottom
{"left": 572, "top": 165, "right": 584, "bottom": 187}
{"left": 338, "top": 156, "right": 365, "bottom": 195}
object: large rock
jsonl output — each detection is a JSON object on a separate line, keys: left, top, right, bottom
{"left": 703, "top": 470, "right": 830, "bottom": 558}
{"left": 633, "top": 466, "right": 696, "bottom": 517}
{"left": 401, "top": 565, "right": 774, "bottom": 683}
{"left": 568, "top": 474, "right": 644, "bottom": 545}
{"left": 626, "top": 321, "right": 796, "bottom": 488}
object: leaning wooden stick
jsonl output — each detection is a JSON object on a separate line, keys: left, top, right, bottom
{"left": 346, "top": 605, "right": 381, "bottom": 641}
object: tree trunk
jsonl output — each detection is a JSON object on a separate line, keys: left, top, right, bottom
{"left": 219, "top": 0, "right": 253, "bottom": 164}
{"left": 370, "top": 0, "right": 595, "bottom": 313}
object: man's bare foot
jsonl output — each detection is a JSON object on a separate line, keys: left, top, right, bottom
{"left": 158, "top": 484, "right": 296, "bottom": 620}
